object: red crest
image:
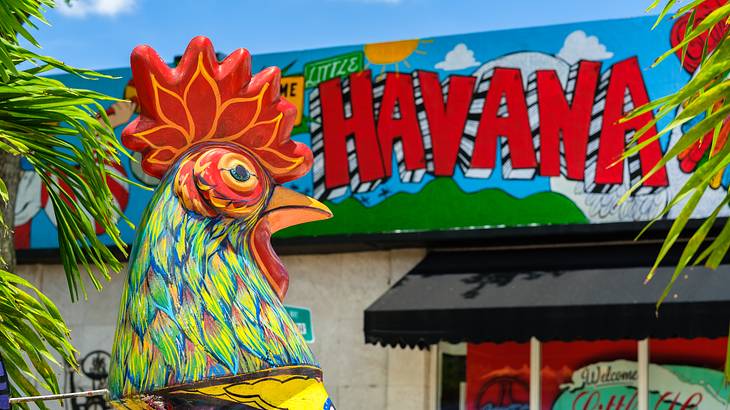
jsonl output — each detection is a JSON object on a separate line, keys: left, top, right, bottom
{"left": 122, "top": 36, "right": 311, "bottom": 183}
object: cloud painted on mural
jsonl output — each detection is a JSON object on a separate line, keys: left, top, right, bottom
{"left": 557, "top": 30, "right": 614, "bottom": 64}
{"left": 55, "top": 0, "right": 136, "bottom": 17}
{"left": 435, "top": 43, "right": 481, "bottom": 70}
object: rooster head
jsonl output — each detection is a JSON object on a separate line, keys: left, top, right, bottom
{"left": 122, "top": 36, "right": 331, "bottom": 299}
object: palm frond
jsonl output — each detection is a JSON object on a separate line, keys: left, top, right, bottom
{"left": 0, "top": 269, "right": 76, "bottom": 410}
{"left": 627, "top": 1, "right": 730, "bottom": 301}
{"left": 0, "top": 1, "right": 131, "bottom": 300}
{"left": 0, "top": 0, "right": 132, "bottom": 406}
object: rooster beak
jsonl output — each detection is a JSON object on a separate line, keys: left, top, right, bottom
{"left": 253, "top": 186, "right": 331, "bottom": 299}
{"left": 262, "top": 185, "right": 332, "bottom": 234}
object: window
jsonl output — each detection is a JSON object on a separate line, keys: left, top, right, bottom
{"left": 443, "top": 338, "right": 728, "bottom": 410}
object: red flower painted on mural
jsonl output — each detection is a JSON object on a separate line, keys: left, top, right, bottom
{"left": 670, "top": 0, "right": 728, "bottom": 74}
{"left": 670, "top": 0, "right": 730, "bottom": 187}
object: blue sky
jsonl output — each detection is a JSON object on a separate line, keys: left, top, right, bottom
{"left": 34, "top": 0, "right": 658, "bottom": 70}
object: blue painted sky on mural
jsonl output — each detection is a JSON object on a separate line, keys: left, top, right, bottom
{"left": 18, "top": 1, "right": 693, "bottom": 249}
{"left": 35, "top": 0, "right": 657, "bottom": 70}
{"left": 23, "top": 15, "right": 687, "bottom": 249}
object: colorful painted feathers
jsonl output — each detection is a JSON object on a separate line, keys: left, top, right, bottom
{"left": 107, "top": 37, "right": 333, "bottom": 409}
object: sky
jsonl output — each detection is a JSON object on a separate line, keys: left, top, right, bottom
{"left": 32, "top": 0, "right": 660, "bottom": 70}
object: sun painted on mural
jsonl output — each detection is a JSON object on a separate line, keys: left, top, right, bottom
{"left": 363, "top": 38, "right": 431, "bottom": 73}
{"left": 12, "top": 4, "right": 730, "bottom": 250}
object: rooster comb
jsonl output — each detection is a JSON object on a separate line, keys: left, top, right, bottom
{"left": 122, "top": 36, "right": 311, "bottom": 182}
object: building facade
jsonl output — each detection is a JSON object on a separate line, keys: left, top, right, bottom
{"left": 15, "top": 6, "right": 730, "bottom": 409}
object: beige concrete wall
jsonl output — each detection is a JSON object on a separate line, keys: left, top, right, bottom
{"left": 16, "top": 249, "right": 434, "bottom": 410}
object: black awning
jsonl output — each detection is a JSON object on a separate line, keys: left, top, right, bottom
{"left": 364, "top": 250, "right": 730, "bottom": 347}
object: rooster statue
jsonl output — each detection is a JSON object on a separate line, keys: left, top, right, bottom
{"left": 107, "top": 37, "right": 335, "bottom": 410}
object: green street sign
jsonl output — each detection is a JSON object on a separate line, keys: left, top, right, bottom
{"left": 285, "top": 305, "right": 314, "bottom": 343}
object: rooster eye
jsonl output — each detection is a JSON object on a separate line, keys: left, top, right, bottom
{"left": 229, "top": 164, "right": 251, "bottom": 182}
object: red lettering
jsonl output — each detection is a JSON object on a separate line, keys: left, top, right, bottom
{"left": 595, "top": 57, "right": 668, "bottom": 186}
{"left": 625, "top": 391, "right": 637, "bottom": 410}
{"left": 606, "top": 393, "right": 629, "bottom": 410}
{"left": 655, "top": 391, "right": 673, "bottom": 410}
{"left": 669, "top": 392, "right": 681, "bottom": 410}
{"left": 319, "top": 71, "right": 385, "bottom": 189}
{"left": 573, "top": 391, "right": 589, "bottom": 410}
{"left": 417, "top": 71, "right": 475, "bottom": 176}
{"left": 606, "top": 394, "right": 619, "bottom": 410}
{"left": 680, "top": 392, "right": 702, "bottom": 410}
{"left": 573, "top": 391, "right": 601, "bottom": 410}
{"left": 537, "top": 61, "right": 602, "bottom": 179}
{"left": 315, "top": 59, "right": 669, "bottom": 193}
{"left": 470, "top": 68, "right": 537, "bottom": 175}
{"left": 377, "top": 73, "right": 426, "bottom": 177}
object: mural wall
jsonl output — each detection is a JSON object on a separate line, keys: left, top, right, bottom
{"left": 15, "top": 9, "right": 729, "bottom": 249}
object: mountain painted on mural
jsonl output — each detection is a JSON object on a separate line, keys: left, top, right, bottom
{"left": 275, "top": 178, "right": 587, "bottom": 238}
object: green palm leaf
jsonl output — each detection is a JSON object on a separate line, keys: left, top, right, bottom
{"left": 633, "top": 1, "right": 730, "bottom": 299}
{"left": 630, "top": 0, "right": 730, "bottom": 380}
{"left": 0, "top": 0, "right": 131, "bottom": 406}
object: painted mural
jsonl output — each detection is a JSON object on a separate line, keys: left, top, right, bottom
{"left": 15, "top": 8, "right": 729, "bottom": 249}
{"left": 107, "top": 37, "right": 334, "bottom": 408}
{"left": 466, "top": 338, "right": 730, "bottom": 410}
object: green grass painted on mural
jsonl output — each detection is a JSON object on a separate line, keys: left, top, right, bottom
{"left": 275, "top": 178, "right": 588, "bottom": 238}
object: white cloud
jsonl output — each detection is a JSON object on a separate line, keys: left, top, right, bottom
{"left": 557, "top": 30, "right": 613, "bottom": 64}
{"left": 435, "top": 43, "right": 480, "bottom": 71}
{"left": 56, "top": 0, "right": 136, "bottom": 18}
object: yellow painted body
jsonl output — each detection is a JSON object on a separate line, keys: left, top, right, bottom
{"left": 110, "top": 366, "right": 333, "bottom": 410}
{"left": 172, "top": 370, "right": 329, "bottom": 409}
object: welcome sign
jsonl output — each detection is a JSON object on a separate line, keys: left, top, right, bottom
{"left": 14, "top": 10, "right": 728, "bottom": 249}
{"left": 557, "top": 360, "right": 730, "bottom": 410}
{"left": 466, "top": 339, "right": 730, "bottom": 410}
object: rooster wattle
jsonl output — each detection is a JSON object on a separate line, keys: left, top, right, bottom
{"left": 107, "top": 37, "right": 334, "bottom": 409}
